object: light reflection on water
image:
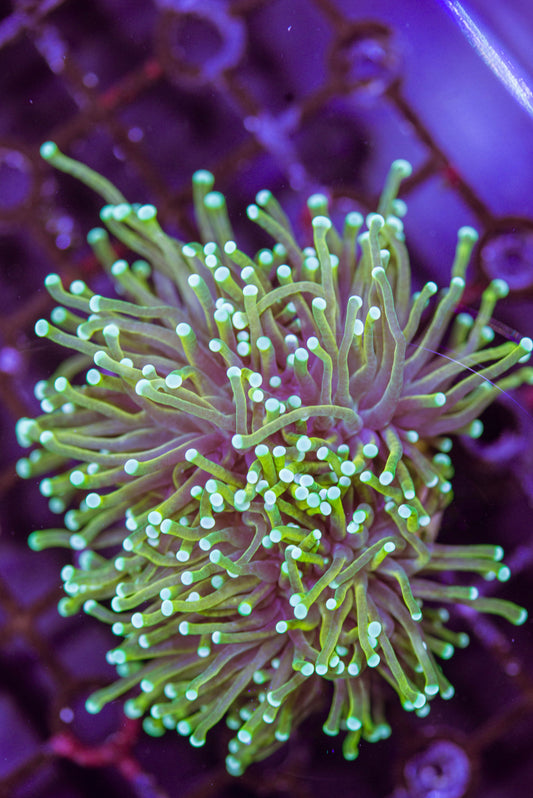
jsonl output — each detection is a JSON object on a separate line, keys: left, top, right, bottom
{"left": 435, "top": 0, "right": 533, "bottom": 120}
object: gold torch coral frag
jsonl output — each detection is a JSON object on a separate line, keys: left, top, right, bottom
{"left": 16, "top": 142, "right": 531, "bottom": 775}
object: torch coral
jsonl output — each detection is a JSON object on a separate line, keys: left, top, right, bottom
{"left": 17, "top": 143, "right": 531, "bottom": 775}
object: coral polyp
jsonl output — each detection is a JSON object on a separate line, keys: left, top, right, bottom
{"left": 17, "top": 143, "right": 531, "bottom": 775}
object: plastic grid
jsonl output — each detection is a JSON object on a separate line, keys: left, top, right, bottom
{"left": 1, "top": 1, "right": 533, "bottom": 796}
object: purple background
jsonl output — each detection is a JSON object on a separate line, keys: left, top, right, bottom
{"left": 1, "top": 1, "right": 533, "bottom": 796}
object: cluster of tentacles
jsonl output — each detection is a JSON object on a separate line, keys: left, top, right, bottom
{"left": 17, "top": 144, "right": 531, "bottom": 774}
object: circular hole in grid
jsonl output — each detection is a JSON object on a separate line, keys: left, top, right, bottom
{"left": 330, "top": 22, "right": 401, "bottom": 97}
{"left": 403, "top": 739, "right": 472, "bottom": 798}
{"left": 478, "top": 219, "right": 533, "bottom": 293}
{"left": 156, "top": 1, "right": 245, "bottom": 85}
